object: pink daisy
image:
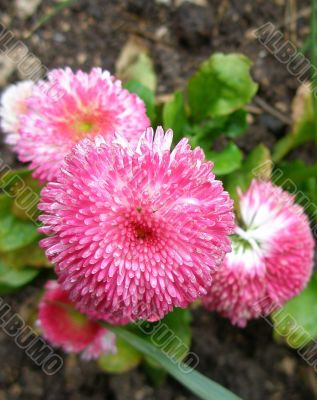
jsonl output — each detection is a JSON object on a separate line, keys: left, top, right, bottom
{"left": 17, "top": 67, "right": 150, "bottom": 182}
{"left": 0, "top": 80, "right": 34, "bottom": 146}
{"left": 37, "top": 280, "right": 116, "bottom": 360}
{"left": 39, "top": 127, "right": 234, "bottom": 323}
{"left": 203, "top": 179, "right": 315, "bottom": 327}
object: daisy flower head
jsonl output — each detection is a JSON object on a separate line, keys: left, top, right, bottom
{"left": 203, "top": 179, "right": 315, "bottom": 327}
{"left": 17, "top": 67, "right": 150, "bottom": 182}
{"left": 0, "top": 80, "right": 34, "bottom": 146}
{"left": 39, "top": 127, "right": 234, "bottom": 323}
{"left": 37, "top": 280, "right": 116, "bottom": 360}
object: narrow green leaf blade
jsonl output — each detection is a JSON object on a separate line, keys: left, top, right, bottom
{"left": 104, "top": 324, "right": 242, "bottom": 400}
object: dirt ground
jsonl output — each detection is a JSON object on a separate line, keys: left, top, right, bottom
{"left": 0, "top": 0, "right": 316, "bottom": 399}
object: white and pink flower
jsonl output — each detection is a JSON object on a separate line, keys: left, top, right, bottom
{"left": 203, "top": 179, "right": 315, "bottom": 327}
{"left": 17, "top": 68, "right": 150, "bottom": 182}
{"left": 0, "top": 80, "right": 34, "bottom": 146}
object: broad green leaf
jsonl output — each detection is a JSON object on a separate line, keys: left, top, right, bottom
{"left": 0, "top": 169, "right": 41, "bottom": 221}
{"left": 0, "top": 195, "right": 40, "bottom": 252}
{"left": 116, "top": 37, "right": 156, "bottom": 91}
{"left": 276, "top": 160, "right": 317, "bottom": 186}
{"left": 272, "top": 274, "right": 317, "bottom": 348}
{"left": 0, "top": 241, "right": 51, "bottom": 269}
{"left": 225, "top": 144, "right": 271, "bottom": 206}
{"left": 190, "top": 109, "right": 248, "bottom": 146}
{"left": 0, "top": 168, "right": 31, "bottom": 188}
{"left": 163, "top": 91, "right": 188, "bottom": 143}
{"left": 207, "top": 143, "right": 243, "bottom": 175}
{"left": 103, "top": 324, "right": 242, "bottom": 400}
{"left": 272, "top": 83, "right": 314, "bottom": 162}
{"left": 98, "top": 337, "right": 142, "bottom": 373}
{"left": 0, "top": 261, "right": 39, "bottom": 294}
{"left": 124, "top": 80, "right": 156, "bottom": 123}
{"left": 188, "top": 53, "right": 258, "bottom": 122}
{"left": 224, "top": 109, "right": 248, "bottom": 138}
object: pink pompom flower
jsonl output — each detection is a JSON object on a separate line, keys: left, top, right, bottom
{"left": 39, "top": 127, "right": 234, "bottom": 323}
{"left": 17, "top": 67, "right": 150, "bottom": 182}
{"left": 37, "top": 280, "right": 116, "bottom": 360}
{"left": 0, "top": 80, "right": 34, "bottom": 146}
{"left": 203, "top": 179, "right": 315, "bottom": 327}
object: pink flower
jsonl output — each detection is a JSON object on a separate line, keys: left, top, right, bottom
{"left": 0, "top": 80, "right": 34, "bottom": 146}
{"left": 39, "top": 127, "right": 234, "bottom": 323}
{"left": 37, "top": 280, "right": 116, "bottom": 360}
{"left": 203, "top": 179, "right": 315, "bottom": 327}
{"left": 17, "top": 67, "right": 150, "bottom": 182}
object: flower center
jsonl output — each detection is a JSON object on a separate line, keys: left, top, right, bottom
{"left": 134, "top": 224, "right": 153, "bottom": 240}
{"left": 73, "top": 118, "right": 95, "bottom": 138}
{"left": 231, "top": 225, "right": 262, "bottom": 255}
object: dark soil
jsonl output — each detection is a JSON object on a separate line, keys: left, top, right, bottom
{"left": 0, "top": 0, "right": 316, "bottom": 399}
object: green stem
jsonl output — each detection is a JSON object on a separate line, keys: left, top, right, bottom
{"left": 102, "top": 323, "right": 242, "bottom": 400}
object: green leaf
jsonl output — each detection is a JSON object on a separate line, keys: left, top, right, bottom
{"left": 143, "top": 361, "right": 167, "bottom": 386}
{"left": 0, "top": 261, "right": 39, "bottom": 294}
{"left": 276, "top": 160, "right": 317, "bottom": 186}
{"left": 103, "top": 324, "right": 242, "bottom": 400}
{"left": 163, "top": 91, "right": 189, "bottom": 143}
{"left": 0, "top": 168, "right": 31, "bottom": 189}
{"left": 98, "top": 337, "right": 142, "bottom": 373}
{"left": 124, "top": 80, "right": 156, "bottom": 123}
{"left": 0, "top": 195, "right": 40, "bottom": 252}
{"left": 224, "top": 144, "right": 271, "bottom": 205}
{"left": 159, "top": 308, "right": 191, "bottom": 360}
{"left": 0, "top": 169, "right": 41, "bottom": 221}
{"left": 224, "top": 109, "right": 248, "bottom": 138}
{"left": 0, "top": 241, "right": 51, "bottom": 269}
{"left": 138, "top": 308, "right": 192, "bottom": 370}
{"left": 272, "top": 274, "right": 317, "bottom": 348}
{"left": 206, "top": 143, "right": 243, "bottom": 175}
{"left": 126, "top": 53, "right": 156, "bottom": 91}
{"left": 190, "top": 110, "right": 248, "bottom": 149}
{"left": 116, "top": 38, "right": 156, "bottom": 92}
{"left": 272, "top": 84, "right": 314, "bottom": 162}
{"left": 188, "top": 53, "right": 258, "bottom": 122}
